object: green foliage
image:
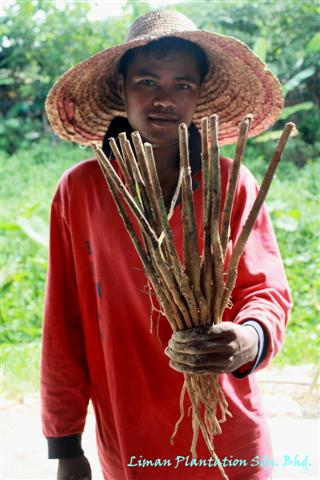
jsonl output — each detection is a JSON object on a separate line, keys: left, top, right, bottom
{"left": 220, "top": 139, "right": 320, "bottom": 366}
{"left": 1, "top": 0, "right": 319, "bottom": 395}
{"left": 1, "top": 0, "right": 132, "bottom": 153}
{"left": 1, "top": 140, "right": 89, "bottom": 345}
{"left": 245, "top": 156, "right": 320, "bottom": 366}
{"left": 1, "top": 342, "right": 41, "bottom": 398}
{"left": 1, "top": 0, "right": 319, "bottom": 153}
{"left": 2, "top": 140, "right": 319, "bottom": 363}
{"left": 176, "top": 0, "right": 320, "bottom": 147}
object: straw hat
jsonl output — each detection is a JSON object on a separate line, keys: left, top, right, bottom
{"left": 45, "top": 9, "right": 283, "bottom": 146}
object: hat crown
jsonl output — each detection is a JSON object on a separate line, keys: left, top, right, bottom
{"left": 126, "top": 9, "right": 197, "bottom": 41}
{"left": 46, "top": 9, "right": 283, "bottom": 147}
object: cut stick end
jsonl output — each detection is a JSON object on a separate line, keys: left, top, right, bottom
{"left": 118, "top": 132, "right": 128, "bottom": 144}
{"left": 179, "top": 124, "right": 189, "bottom": 148}
{"left": 131, "top": 132, "right": 145, "bottom": 158}
{"left": 110, "top": 137, "right": 122, "bottom": 152}
{"left": 277, "top": 122, "right": 296, "bottom": 150}
{"left": 90, "top": 142, "right": 100, "bottom": 152}
{"left": 242, "top": 114, "right": 253, "bottom": 130}
{"left": 243, "top": 113, "right": 253, "bottom": 123}
{"left": 144, "top": 142, "right": 155, "bottom": 159}
{"left": 209, "top": 114, "right": 219, "bottom": 146}
{"left": 209, "top": 113, "right": 219, "bottom": 121}
{"left": 285, "top": 122, "right": 296, "bottom": 133}
{"left": 131, "top": 131, "right": 142, "bottom": 142}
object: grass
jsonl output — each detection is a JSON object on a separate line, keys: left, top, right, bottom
{"left": 1, "top": 139, "right": 90, "bottom": 398}
{"left": 1, "top": 136, "right": 319, "bottom": 399}
{"left": 1, "top": 342, "right": 41, "bottom": 400}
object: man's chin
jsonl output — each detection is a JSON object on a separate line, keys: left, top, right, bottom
{"left": 142, "top": 132, "right": 179, "bottom": 147}
{"left": 128, "top": 122, "right": 180, "bottom": 147}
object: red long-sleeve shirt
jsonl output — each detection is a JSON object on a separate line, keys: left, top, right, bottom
{"left": 41, "top": 144, "right": 291, "bottom": 480}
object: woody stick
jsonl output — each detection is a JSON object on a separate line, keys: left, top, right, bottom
{"left": 220, "top": 122, "right": 295, "bottom": 315}
{"left": 179, "top": 124, "right": 207, "bottom": 325}
{"left": 200, "top": 117, "right": 214, "bottom": 320}
{"left": 209, "top": 115, "right": 225, "bottom": 324}
{"left": 92, "top": 144, "right": 180, "bottom": 332}
{"left": 220, "top": 115, "right": 252, "bottom": 257}
{"left": 144, "top": 142, "right": 199, "bottom": 327}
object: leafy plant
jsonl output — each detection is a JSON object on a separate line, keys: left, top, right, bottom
{"left": 1, "top": 0, "right": 319, "bottom": 397}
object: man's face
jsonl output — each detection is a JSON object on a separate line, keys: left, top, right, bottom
{"left": 123, "top": 48, "right": 202, "bottom": 145}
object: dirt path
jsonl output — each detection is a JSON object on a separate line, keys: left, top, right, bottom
{"left": 1, "top": 365, "right": 319, "bottom": 479}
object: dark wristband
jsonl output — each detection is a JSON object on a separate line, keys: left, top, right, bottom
{"left": 47, "top": 434, "right": 84, "bottom": 459}
{"left": 232, "top": 320, "right": 267, "bottom": 378}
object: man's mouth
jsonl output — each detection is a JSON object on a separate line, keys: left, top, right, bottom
{"left": 148, "top": 114, "right": 179, "bottom": 125}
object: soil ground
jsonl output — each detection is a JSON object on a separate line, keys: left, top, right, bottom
{"left": 1, "top": 364, "right": 319, "bottom": 480}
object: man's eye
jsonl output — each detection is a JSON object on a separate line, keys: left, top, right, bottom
{"left": 176, "top": 83, "right": 191, "bottom": 90}
{"left": 139, "top": 79, "right": 156, "bottom": 86}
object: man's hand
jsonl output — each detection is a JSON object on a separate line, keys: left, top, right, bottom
{"left": 165, "top": 322, "right": 259, "bottom": 375}
{"left": 57, "top": 455, "right": 92, "bottom": 480}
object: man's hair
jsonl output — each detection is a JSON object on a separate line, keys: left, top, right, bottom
{"left": 118, "top": 37, "right": 209, "bottom": 82}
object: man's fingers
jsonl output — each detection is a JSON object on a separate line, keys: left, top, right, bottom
{"left": 172, "top": 326, "right": 210, "bottom": 343}
{"left": 208, "top": 323, "right": 237, "bottom": 339}
{"left": 167, "top": 338, "right": 234, "bottom": 355}
{"left": 169, "top": 359, "right": 224, "bottom": 375}
{"left": 165, "top": 347, "right": 234, "bottom": 368}
{"left": 166, "top": 323, "right": 252, "bottom": 374}
{"left": 172, "top": 323, "right": 237, "bottom": 344}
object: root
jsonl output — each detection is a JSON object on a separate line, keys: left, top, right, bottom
{"left": 170, "top": 380, "right": 187, "bottom": 445}
{"left": 146, "top": 280, "right": 164, "bottom": 336}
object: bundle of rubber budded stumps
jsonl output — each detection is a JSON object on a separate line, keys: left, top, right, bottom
{"left": 91, "top": 115, "right": 294, "bottom": 480}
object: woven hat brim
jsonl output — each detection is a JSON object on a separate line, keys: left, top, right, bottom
{"left": 45, "top": 30, "right": 283, "bottom": 146}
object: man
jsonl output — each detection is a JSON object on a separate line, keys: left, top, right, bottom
{"left": 42, "top": 9, "right": 291, "bottom": 480}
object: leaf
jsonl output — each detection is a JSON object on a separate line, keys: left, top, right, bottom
{"left": 0, "top": 264, "right": 28, "bottom": 296}
{"left": 0, "top": 223, "right": 22, "bottom": 233}
{"left": 253, "top": 37, "right": 268, "bottom": 62}
{"left": 4, "top": 118, "right": 20, "bottom": 129}
{"left": 0, "top": 77, "right": 15, "bottom": 86}
{"left": 287, "top": 209, "right": 301, "bottom": 220}
{"left": 284, "top": 67, "right": 316, "bottom": 95}
{"left": 306, "top": 32, "right": 320, "bottom": 53}
{"left": 279, "top": 101, "right": 314, "bottom": 120}
{"left": 16, "top": 216, "right": 49, "bottom": 247}
{"left": 25, "top": 131, "right": 41, "bottom": 140}
{"left": 274, "top": 216, "right": 299, "bottom": 232}
{"left": 0, "top": 278, "right": 14, "bottom": 294}
{"left": 268, "top": 199, "right": 287, "bottom": 213}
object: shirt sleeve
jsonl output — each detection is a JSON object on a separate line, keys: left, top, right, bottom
{"left": 41, "top": 179, "right": 91, "bottom": 456}
{"left": 232, "top": 320, "right": 267, "bottom": 378}
{"left": 224, "top": 165, "right": 292, "bottom": 371}
{"left": 47, "top": 434, "right": 84, "bottom": 459}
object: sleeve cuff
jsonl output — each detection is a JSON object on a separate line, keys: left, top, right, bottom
{"left": 47, "top": 434, "right": 84, "bottom": 459}
{"left": 232, "top": 320, "right": 267, "bottom": 379}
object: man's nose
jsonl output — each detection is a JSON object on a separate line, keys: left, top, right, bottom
{"left": 152, "top": 88, "right": 176, "bottom": 109}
